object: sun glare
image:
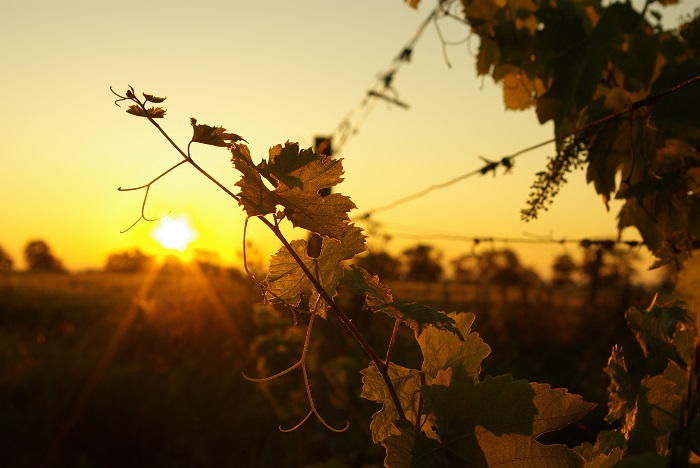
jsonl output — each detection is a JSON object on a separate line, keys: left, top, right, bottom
{"left": 152, "top": 217, "right": 196, "bottom": 252}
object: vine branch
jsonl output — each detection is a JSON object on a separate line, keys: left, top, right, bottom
{"left": 112, "top": 86, "right": 408, "bottom": 424}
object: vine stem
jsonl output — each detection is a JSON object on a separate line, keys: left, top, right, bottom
{"left": 262, "top": 220, "right": 408, "bottom": 422}
{"left": 127, "top": 92, "right": 408, "bottom": 423}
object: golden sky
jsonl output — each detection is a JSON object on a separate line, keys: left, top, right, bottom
{"left": 1, "top": 0, "right": 696, "bottom": 279}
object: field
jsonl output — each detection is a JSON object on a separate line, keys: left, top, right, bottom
{"left": 0, "top": 265, "right": 655, "bottom": 467}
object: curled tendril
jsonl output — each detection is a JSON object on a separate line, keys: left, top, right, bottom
{"left": 117, "top": 160, "right": 187, "bottom": 232}
{"left": 300, "top": 362, "right": 350, "bottom": 433}
{"left": 241, "top": 301, "right": 319, "bottom": 383}
{"left": 110, "top": 85, "right": 137, "bottom": 107}
{"left": 278, "top": 359, "right": 350, "bottom": 433}
{"left": 118, "top": 185, "right": 170, "bottom": 233}
{"left": 279, "top": 410, "right": 313, "bottom": 432}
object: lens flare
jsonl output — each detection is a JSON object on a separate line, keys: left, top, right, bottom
{"left": 152, "top": 217, "right": 196, "bottom": 251}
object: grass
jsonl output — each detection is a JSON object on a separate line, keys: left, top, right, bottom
{"left": 0, "top": 265, "right": 654, "bottom": 466}
{"left": 0, "top": 266, "right": 381, "bottom": 467}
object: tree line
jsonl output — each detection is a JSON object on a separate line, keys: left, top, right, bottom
{"left": 0, "top": 239, "right": 650, "bottom": 291}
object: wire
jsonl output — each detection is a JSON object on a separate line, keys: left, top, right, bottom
{"left": 356, "top": 74, "right": 700, "bottom": 219}
{"left": 329, "top": 0, "right": 459, "bottom": 154}
{"left": 381, "top": 231, "right": 643, "bottom": 249}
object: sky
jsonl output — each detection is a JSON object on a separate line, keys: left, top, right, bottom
{"left": 1, "top": 0, "right": 697, "bottom": 280}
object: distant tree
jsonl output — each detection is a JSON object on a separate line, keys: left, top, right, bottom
{"left": 551, "top": 254, "right": 578, "bottom": 286}
{"left": 582, "top": 247, "right": 637, "bottom": 289}
{"left": 24, "top": 240, "right": 64, "bottom": 272}
{"left": 0, "top": 245, "right": 13, "bottom": 271}
{"left": 582, "top": 246, "right": 638, "bottom": 305}
{"left": 452, "top": 249, "right": 541, "bottom": 286}
{"left": 356, "top": 251, "right": 401, "bottom": 281}
{"left": 477, "top": 249, "right": 540, "bottom": 287}
{"left": 451, "top": 254, "right": 480, "bottom": 283}
{"left": 402, "top": 244, "right": 443, "bottom": 282}
{"left": 105, "top": 248, "right": 152, "bottom": 272}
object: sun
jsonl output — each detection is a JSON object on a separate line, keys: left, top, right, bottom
{"left": 152, "top": 216, "right": 197, "bottom": 251}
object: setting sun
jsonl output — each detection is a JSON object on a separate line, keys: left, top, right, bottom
{"left": 152, "top": 217, "right": 196, "bottom": 252}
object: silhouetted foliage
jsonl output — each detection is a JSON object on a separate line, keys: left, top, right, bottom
{"left": 24, "top": 240, "right": 64, "bottom": 272}
{"left": 582, "top": 247, "right": 637, "bottom": 289}
{"left": 105, "top": 248, "right": 152, "bottom": 272}
{"left": 401, "top": 244, "right": 443, "bottom": 282}
{"left": 355, "top": 251, "right": 401, "bottom": 281}
{"left": 453, "top": 249, "right": 540, "bottom": 287}
{"left": 0, "top": 245, "right": 13, "bottom": 272}
{"left": 451, "top": 253, "right": 480, "bottom": 283}
{"left": 551, "top": 254, "right": 578, "bottom": 286}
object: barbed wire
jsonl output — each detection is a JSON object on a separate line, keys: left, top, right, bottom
{"left": 329, "top": 0, "right": 460, "bottom": 154}
{"left": 355, "top": 74, "right": 700, "bottom": 220}
{"left": 377, "top": 230, "right": 644, "bottom": 250}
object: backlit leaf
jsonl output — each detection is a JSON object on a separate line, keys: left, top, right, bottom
{"left": 340, "top": 265, "right": 393, "bottom": 307}
{"left": 341, "top": 268, "right": 465, "bottom": 338}
{"left": 126, "top": 105, "right": 166, "bottom": 118}
{"left": 575, "top": 430, "right": 626, "bottom": 464}
{"left": 190, "top": 118, "right": 246, "bottom": 147}
{"left": 627, "top": 374, "right": 682, "bottom": 454}
{"left": 475, "top": 430, "right": 587, "bottom": 467}
{"left": 382, "top": 420, "right": 446, "bottom": 468}
{"left": 625, "top": 296, "right": 689, "bottom": 366}
{"left": 232, "top": 148, "right": 277, "bottom": 217}
{"left": 604, "top": 345, "right": 636, "bottom": 432}
{"left": 503, "top": 72, "right": 538, "bottom": 110}
{"left": 260, "top": 142, "right": 318, "bottom": 189}
{"left": 360, "top": 363, "right": 437, "bottom": 444}
{"left": 143, "top": 93, "right": 166, "bottom": 103}
{"left": 417, "top": 312, "right": 489, "bottom": 379}
{"left": 411, "top": 373, "right": 593, "bottom": 466}
{"left": 265, "top": 224, "right": 366, "bottom": 312}
{"left": 273, "top": 155, "right": 356, "bottom": 239}
{"left": 373, "top": 303, "right": 464, "bottom": 340}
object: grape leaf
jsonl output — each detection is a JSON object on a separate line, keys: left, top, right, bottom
{"left": 502, "top": 72, "right": 543, "bottom": 110}
{"left": 360, "top": 362, "right": 438, "bottom": 444}
{"left": 676, "top": 253, "right": 700, "bottom": 322}
{"left": 265, "top": 224, "right": 366, "bottom": 313}
{"left": 383, "top": 420, "right": 451, "bottom": 468}
{"left": 386, "top": 373, "right": 592, "bottom": 467}
{"left": 190, "top": 118, "right": 247, "bottom": 147}
{"left": 626, "top": 374, "right": 682, "bottom": 454}
{"left": 382, "top": 420, "right": 446, "bottom": 468}
{"left": 604, "top": 345, "right": 636, "bottom": 432}
{"left": 625, "top": 297, "right": 689, "bottom": 366}
{"left": 143, "top": 93, "right": 166, "bottom": 103}
{"left": 617, "top": 453, "right": 670, "bottom": 467}
{"left": 126, "top": 105, "right": 166, "bottom": 118}
{"left": 373, "top": 303, "right": 464, "bottom": 340}
{"left": 583, "top": 448, "right": 624, "bottom": 468}
{"left": 272, "top": 155, "right": 356, "bottom": 240}
{"left": 425, "top": 374, "right": 594, "bottom": 439}
{"left": 417, "top": 312, "right": 490, "bottom": 380}
{"left": 605, "top": 345, "right": 684, "bottom": 454}
{"left": 259, "top": 142, "right": 319, "bottom": 189}
{"left": 341, "top": 267, "right": 465, "bottom": 338}
{"left": 474, "top": 430, "right": 587, "bottom": 467}
{"left": 476, "top": 36, "right": 499, "bottom": 76}
{"left": 340, "top": 265, "right": 394, "bottom": 307}
{"left": 575, "top": 430, "right": 626, "bottom": 465}
{"left": 230, "top": 140, "right": 355, "bottom": 239}
{"left": 231, "top": 146, "right": 277, "bottom": 216}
